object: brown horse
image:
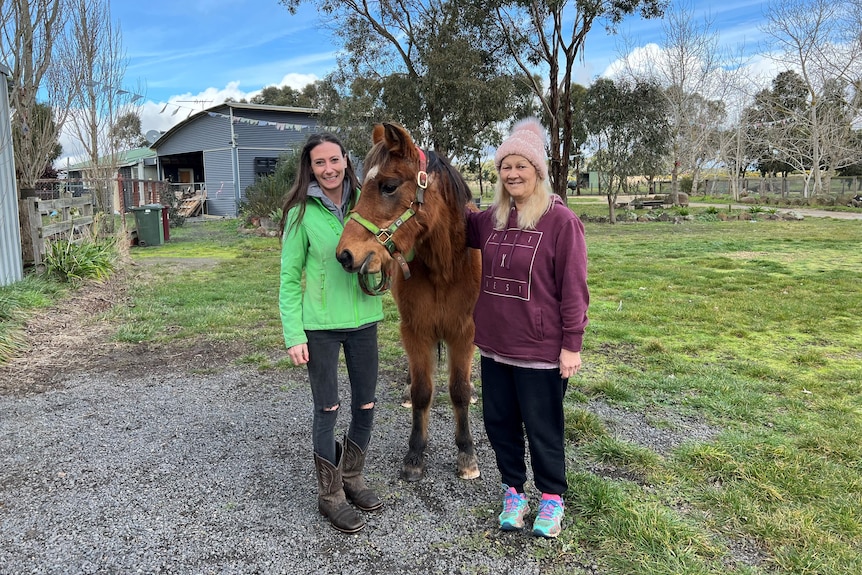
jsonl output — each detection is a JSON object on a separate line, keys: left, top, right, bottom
{"left": 335, "top": 122, "right": 482, "bottom": 482}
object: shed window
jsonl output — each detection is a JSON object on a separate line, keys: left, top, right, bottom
{"left": 254, "top": 157, "right": 278, "bottom": 179}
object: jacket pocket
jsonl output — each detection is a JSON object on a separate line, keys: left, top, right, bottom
{"left": 318, "top": 271, "right": 327, "bottom": 309}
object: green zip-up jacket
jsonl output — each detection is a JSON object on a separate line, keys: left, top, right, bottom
{"left": 279, "top": 190, "right": 383, "bottom": 349}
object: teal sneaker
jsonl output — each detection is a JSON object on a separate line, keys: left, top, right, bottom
{"left": 498, "top": 486, "right": 529, "bottom": 530}
{"left": 532, "top": 497, "right": 564, "bottom": 538}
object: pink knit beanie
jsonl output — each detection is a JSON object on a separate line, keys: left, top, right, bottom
{"left": 494, "top": 117, "right": 548, "bottom": 180}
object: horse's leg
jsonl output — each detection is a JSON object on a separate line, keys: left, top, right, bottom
{"left": 400, "top": 334, "right": 435, "bottom": 482}
{"left": 447, "top": 337, "right": 480, "bottom": 480}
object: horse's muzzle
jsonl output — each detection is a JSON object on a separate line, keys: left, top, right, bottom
{"left": 336, "top": 249, "right": 356, "bottom": 272}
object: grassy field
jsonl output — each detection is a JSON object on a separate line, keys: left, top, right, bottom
{"left": 3, "top": 213, "right": 861, "bottom": 574}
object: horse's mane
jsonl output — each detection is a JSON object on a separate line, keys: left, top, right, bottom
{"left": 425, "top": 150, "right": 473, "bottom": 209}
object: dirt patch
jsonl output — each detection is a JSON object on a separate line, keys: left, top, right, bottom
{"left": 0, "top": 264, "right": 243, "bottom": 397}
{"left": 0, "top": 273, "right": 130, "bottom": 396}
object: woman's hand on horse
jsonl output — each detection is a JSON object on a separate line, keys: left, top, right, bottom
{"left": 560, "top": 349, "right": 582, "bottom": 379}
{"left": 288, "top": 343, "right": 310, "bottom": 366}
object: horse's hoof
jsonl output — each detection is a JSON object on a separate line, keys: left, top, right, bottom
{"left": 457, "top": 455, "right": 480, "bottom": 480}
{"left": 458, "top": 467, "right": 481, "bottom": 480}
{"left": 458, "top": 467, "right": 482, "bottom": 480}
{"left": 400, "top": 466, "right": 425, "bottom": 482}
{"left": 457, "top": 451, "right": 480, "bottom": 480}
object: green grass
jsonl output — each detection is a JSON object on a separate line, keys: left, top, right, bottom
{"left": 3, "top": 214, "right": 861, "bottom": 574}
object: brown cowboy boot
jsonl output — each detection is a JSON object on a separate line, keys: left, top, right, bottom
{"left": 342, "top": 435, "right": 383, "bottom": 512}
{"left": 313, "top": 442, "right": 365, "bottom": 533}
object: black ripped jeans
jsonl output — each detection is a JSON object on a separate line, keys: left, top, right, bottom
{"left": 305, "top": 323, "right": 378, "bottom": 464}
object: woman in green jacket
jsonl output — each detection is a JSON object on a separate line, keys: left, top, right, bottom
{"left": 278, "top": 133, "right": 384, "bottom": 533}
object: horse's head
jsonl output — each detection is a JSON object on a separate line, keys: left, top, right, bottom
{"left": 336, "top": 123, "right": 428, "bottom": 286}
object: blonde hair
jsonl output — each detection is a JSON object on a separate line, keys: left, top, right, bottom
{"left": 491, "top": 173, "right": 553, "bottom": 230}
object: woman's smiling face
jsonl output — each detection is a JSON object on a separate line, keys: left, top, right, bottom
{"left": 499, "top": 154, "right": 537, "bottom": 206}
{"left": 310, "top": 141, "right": 346, "bottom": 196}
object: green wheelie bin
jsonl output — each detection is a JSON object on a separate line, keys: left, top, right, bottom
{"left": 131, "top": 204, "right": 165, "bottom": 246}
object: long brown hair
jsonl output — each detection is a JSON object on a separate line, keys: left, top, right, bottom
{"left": 278, "top": 132, "right": 361, "bottom": 237}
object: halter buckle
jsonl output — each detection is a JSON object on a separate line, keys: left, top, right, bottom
{"left": 375, "top": 229, "right": 393, "bottom": 245}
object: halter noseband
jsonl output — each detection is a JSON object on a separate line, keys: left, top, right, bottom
{"left": 348, "top": 147, "right": 429, "bottom": 295}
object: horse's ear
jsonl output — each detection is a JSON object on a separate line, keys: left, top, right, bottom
{"left": 381, "top": 122, "right": 417, "bottom": 161}
{"left": 371, "top": 123, "right": 386, "bottom": 145}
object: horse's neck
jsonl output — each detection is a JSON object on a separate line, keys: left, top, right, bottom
{"left": 415, "top": 214, "right": 468, "bottom": 285}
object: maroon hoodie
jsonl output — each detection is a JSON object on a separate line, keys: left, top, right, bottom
{"left": 466, "top": 195, "right": 589, "bottom": 364}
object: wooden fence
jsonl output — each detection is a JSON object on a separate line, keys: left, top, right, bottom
{"left": 18, "top": 193, "right": 94, "bottom": 267}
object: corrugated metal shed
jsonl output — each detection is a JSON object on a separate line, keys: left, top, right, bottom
{"left": 0, "top": 63, "right": 24, "bottom": 286}
{"left": 151, "top": 103, "right": 320, "bottom": 216}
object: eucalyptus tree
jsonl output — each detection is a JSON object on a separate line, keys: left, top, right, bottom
{"left": 250, "top": 84, "right": 319, "bottom": 108}
{"left": 492, "top": 0, "right": 665, "bottom": 199}
{"left": 583, "top": 77, "right": 670, "bottom": 223}
{"left": 109, "top": 111, "right": 147, "bottom": 150}
{"left": 568, "top": 82, "right": 589, "bottom": 194}
{"left": 311, "top": 74, "right": 389, "bottom": 159}
{"left": 280, "top": 0, "right": 521, "bottom": 162}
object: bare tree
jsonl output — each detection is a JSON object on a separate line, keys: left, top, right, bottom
{"left": 761, "top": 0, "right": 862, "bottom": 196}
{"left": 64, "top": 0, "right": 140, "bottom": 230}
{"left": 710, "top": 43, "right": 765, "bottom": 201}
{"left": 620, "top": 2, "right": 727, "bottom": 205}
{"left": 0, "top": 0, "right": 79, "bottom": 194}
{"left": 493, "top": 0, "right": 664, "bottom": 199}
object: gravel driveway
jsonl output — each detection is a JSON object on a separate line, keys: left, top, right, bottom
{"left": 0, "top": 273, "right": 597, "bottom": 574}
{"left": 3, "top": 363, "right": 573, "bottom": 575}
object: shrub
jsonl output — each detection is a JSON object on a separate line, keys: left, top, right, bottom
{"left": 695, "top": 212, "right": 720, "bottom": 222}
{"left": 159, "top": 184, "right": 186, "bottom": 228}
{"left": 241, "top": 150, "right": 299, "bottom": 226}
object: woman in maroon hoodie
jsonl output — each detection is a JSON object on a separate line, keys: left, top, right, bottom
{"left": 466, "top": 118, "right": 589, "bottom": 539}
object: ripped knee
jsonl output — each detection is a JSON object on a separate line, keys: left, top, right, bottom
{"left": 359, "top": 401, "right": 375, "bottom": 410}
{"left": 322, "top": 402, "right": 340, "bottom": 412}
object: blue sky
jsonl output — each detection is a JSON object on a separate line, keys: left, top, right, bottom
{"left": 108, "top": 0, "right": 770, "bottom": 141}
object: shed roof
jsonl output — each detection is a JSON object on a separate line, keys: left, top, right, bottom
{"left": 150, "top": 102, "right": 319, "bottom": 149}
{"left": 66, "top": 147, "right": 156, "bottom": 171}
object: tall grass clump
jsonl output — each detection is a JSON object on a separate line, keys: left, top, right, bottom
{"left": 0, "top": 292, "right": 26, "bottom": 361}
{"left": 43, "top": 235, "right": 118, "bottom": 284}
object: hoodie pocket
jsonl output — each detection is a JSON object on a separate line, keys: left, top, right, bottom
{"left": 532, "top": 310, "right": 544, "bottom": 340}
